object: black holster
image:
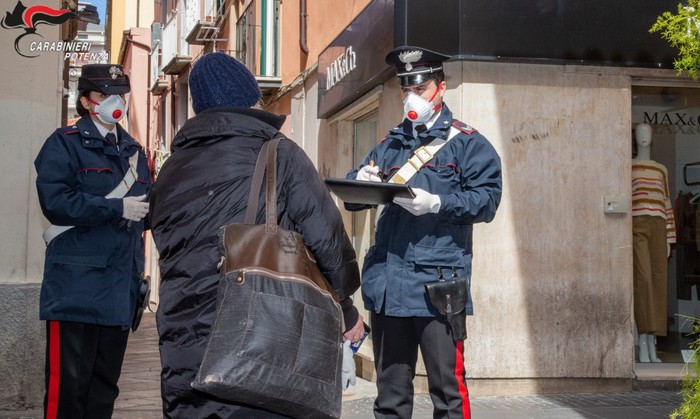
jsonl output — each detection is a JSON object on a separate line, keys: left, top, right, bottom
{"left": 131, "top": 274, "right": 150, "bottom": 332}
{"left": 425, "top": 277, "right": 468, "bottom": 341}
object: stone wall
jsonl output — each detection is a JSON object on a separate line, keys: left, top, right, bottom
{"left": 0, "top": 285, "right": 44, "bottom": 409}
{"left": 456, "top": 62, "right": 634, "bottom": 384}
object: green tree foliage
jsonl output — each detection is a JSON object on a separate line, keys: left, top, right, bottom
{"left": 651, "top": 1, "right": 700, "bottom": 80}
{"left": 671, "top": 317, "right": 700, "bottom": 419}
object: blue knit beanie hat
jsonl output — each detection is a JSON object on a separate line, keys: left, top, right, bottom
{"left": 189, "top": 52, "right": 261, "bottom": 114}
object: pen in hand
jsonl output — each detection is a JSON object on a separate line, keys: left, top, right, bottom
{"left": 357, "top": 159, "right": 382, "bottom": 182}
{"left": 369, "top": 160, "right": 384, "bottom": 182}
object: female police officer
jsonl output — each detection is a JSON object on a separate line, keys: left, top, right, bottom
{"left": 347, "top": 46, "right": 502, "bottom": 418}
{"left": 34, "top": 64, "right": 150, "bottom": 419}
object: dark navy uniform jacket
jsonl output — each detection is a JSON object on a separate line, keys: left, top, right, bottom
{"left": 346, "top": 105, "right": 502, "bottom": 317}
{"left": 34, "top": 115, "right": 151, "bottom": 328}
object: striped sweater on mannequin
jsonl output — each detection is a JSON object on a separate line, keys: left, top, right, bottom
{"left": 632, "top": 160, "right": 677, "bottom": 245}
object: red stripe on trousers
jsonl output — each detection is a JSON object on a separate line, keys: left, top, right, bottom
{"left": 46, "top": 321, "right": 61, "bottom": 419}
{"left": 454, "top": 340, "right": 471, "bottom": 418}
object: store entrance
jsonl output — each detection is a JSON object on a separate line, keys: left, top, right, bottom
{"left": 632, "top": 85, "right": 700, "bottom": 363}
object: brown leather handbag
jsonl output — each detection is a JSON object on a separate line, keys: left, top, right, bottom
{"left": 191, "top": 136, "right": 344, "bottom": 419}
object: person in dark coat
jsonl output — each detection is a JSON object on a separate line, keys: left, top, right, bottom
{"left": 346, "top": 46, "right": 502, "bottom": 418}
{"left": 149, "top": 52, "right": 365, "bottom": 418}
{"left": 34, "top": 64, "right": 151, "bottom": 419}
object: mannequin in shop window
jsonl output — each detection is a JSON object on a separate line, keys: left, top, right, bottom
{"left": 632, "top": 123, "right": 676, "bottom": 363}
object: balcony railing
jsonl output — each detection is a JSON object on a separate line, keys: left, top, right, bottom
{"left": 161, "top": 10, "right": 192, "bottom": 75}
{"left": 185, "top": 0, "right": 228, "bottom": 45}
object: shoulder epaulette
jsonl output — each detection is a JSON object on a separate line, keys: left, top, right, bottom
{"left": 379, "top": 136, "right": 390, "bottom": 143}
{"left": 451, "top": 120, "right": 478, "bottom": 135}
{"left": 58, "top": 125, "right": 79, "bottom": 135}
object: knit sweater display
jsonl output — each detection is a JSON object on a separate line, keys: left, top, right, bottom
{"left": 632, "top": 160, "right": 676, "bottom": 245}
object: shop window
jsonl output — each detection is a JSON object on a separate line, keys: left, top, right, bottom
{"left": 632, "top": 85, "right": 700, "bottom": 363}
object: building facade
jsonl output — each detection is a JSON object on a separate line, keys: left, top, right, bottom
{"left": 134, "top": 0, "right": 375, "bottom": 307}
{"left": 311, "top": 0, "right": 697, "bottom": 395}
{"left": 3, "top": 0, "right": 700, "bottom": 410}
{"left": 141, "top": 0, "right": 700, "bottom": 396}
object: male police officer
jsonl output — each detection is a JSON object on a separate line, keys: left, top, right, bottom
{"left": 34, "top": 64, "right": 151, "bottom": 419}
{"left": 346, "top": 46, "right": 502, "bottom": 418}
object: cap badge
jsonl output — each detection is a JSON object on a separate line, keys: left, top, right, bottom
{"left": 398, "top": 50, "right": 422, "bottom": 72}
{"left": 109, "top": 66, "right": 123, "bottom": 79}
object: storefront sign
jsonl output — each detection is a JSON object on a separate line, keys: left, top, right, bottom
{"left": 643, "top": 112, "right": 700, "bottom": 127}
{"left": 318, "top": 0, "right": 394, "bottom": 119}
{"left": 395, "top": 0, "right": 676, "bottom": 68}
{"left": 318, "top": 0, "right": 678, "bottom": 119}
{"left": 642, "top": 112, "right": 700, "bottom": 135}
{"left": 326, "top": 46, "right": 357, "bottom": 91}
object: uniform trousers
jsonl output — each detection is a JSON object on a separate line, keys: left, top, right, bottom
{"left": 44, "top": 320, "right": 129, "bottom": 419}
{"left": 371, "top": 311, "right": 470, "bottom": 419}
{"left": 632, "top": 215, "right": 668, "bottom": 336}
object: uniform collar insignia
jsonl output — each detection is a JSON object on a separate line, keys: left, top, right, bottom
{"left": 398, "top": 50, "right": 422, "bottom": 72}
{"left": 109, "top": 66, "right": 123, "bottom": 79}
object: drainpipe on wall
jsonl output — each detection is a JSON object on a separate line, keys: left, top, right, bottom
{"left": 118, "top": 31, "right": 153, "bottom": 65}
{"left": 300, "top": 0, "right": 308, "bottom": 54}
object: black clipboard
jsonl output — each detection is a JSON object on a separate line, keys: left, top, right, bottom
{"left": 324, "top": 178, "right": 414, "bottom": 205}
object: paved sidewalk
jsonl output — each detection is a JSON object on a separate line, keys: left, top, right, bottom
{"left": 0, "top": 312, "right": 684, "bottom": 419}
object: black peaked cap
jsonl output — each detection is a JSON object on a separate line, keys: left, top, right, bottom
{"left": 385, "top": 46, "right": 451, "bottom": 87}
{"left": 78, "top": 64, "right": 131, "bottom": 95}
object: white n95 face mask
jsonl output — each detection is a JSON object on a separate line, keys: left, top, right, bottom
{"left": 403, "top": 88, "right": 441, "bottom": 124}
{"left": 90, "top": 95, "right": 126, "bottom": 125}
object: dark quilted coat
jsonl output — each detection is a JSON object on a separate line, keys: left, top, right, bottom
{"left": 149, "top": 107, "right": 360, "bottom": 418}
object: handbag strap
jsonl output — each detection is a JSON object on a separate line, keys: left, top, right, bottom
{"left": 265, "top": 136, "right": 281, "bottom": 234}
{"left": 244, "top": 135, "right": 283, "bottom": 230}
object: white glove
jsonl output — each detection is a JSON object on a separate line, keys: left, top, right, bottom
{"left": 355, "top": 165, "right": 382, "bottom": 182}
{"left": 393, "top": 188, "right": 441, "bottom": 216}
{"left": 122, "top": 194, "right": 149, "bottom": 222}
{"left": 341, "top": 340, "right": 356, "bottom": 391}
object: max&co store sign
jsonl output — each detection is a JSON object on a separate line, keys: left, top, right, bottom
{"left": 317, "top": 0, "right": 394, "bottom": 119}
{"left": 643, "top": 112, "right": 700, "bottom": 135}
{"left": 326, "top": 47, "right": 357, "bottom": 91}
